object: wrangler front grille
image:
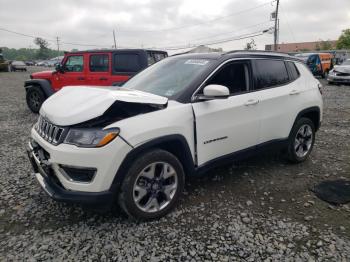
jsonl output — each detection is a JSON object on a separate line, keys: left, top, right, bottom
{"left": 35, "top": 116, "right": 66, "bottom": 145}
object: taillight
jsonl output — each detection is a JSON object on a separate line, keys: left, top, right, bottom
{"left": 317, "top": 83, "right": 323, "bottom": 95}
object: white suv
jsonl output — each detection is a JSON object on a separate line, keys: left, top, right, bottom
{"left": 27, "top": 51, "right": 323, "bottom": 220}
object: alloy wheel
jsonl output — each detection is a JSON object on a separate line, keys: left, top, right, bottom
{"left": 294, "top": 124, "right": 313, "bottom": 158}
{"left": 133, "top": 162, "right": 178, "bottom": 213}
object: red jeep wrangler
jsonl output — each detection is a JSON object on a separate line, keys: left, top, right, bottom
{"left": 24, "top": 49, "right": 168, "bottom": 112}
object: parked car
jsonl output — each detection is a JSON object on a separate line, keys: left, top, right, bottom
{"left": 25, "top": 61, "right": 35, "bottom": 66}
{"left": 24, "top": 49, "right": 168, "bottom": 113}
{"left": 295, "top": 53, "right": 333, "bottom": 78}
{"left": 26, "top": 51, "right": 323, "bottom": 220}
{"left": 10, "top": 61, "right": 27, "bottom": 72}
{"left": 327, "top": 59, "right": 350, "bottom": 85}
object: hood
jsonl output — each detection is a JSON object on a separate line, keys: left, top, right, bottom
{"left": 32, "top": 70, "right": 54, "bottom": 79}
{"left": 40, "top": 86, "right": 168, "bottom": 126}
{"left": 333, "top": 65, "right": 350, "bottom": 74}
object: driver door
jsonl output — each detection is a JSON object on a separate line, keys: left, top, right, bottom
{"left": 56, "top": 54, "right": 87, "bottom": 89}
{"left": 191, "top": 60, "right": 260, "bottom": 166}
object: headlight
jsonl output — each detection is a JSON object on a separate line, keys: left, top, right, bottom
{"left": 329, "top": 69, "right": 334, "bottom": 75}
{"left": 64, "top": 128, "right": 119, "bottom": 148}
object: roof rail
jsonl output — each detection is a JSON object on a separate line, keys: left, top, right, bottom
{"left": 224, "top": 50, "right": 291, "bottom": 56}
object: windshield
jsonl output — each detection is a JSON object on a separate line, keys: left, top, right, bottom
{"left": 341, "top": 59, "right": 350, "bottom": 66}
{"left": 123, "top": 57, "right": 213, "bottom": 98}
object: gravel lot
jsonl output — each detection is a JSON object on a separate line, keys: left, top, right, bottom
{"left": 0, "top": 67, "right": 349, "bottom": 261}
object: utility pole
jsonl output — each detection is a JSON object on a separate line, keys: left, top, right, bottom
{"left": 273, "top": 0, "right": 280, "bottom": 51}
{"left": 113, "top": 29, "right": 117, "bottom": 49}
{"left": 56, "top": 36, "right": 60, "bottom": 57}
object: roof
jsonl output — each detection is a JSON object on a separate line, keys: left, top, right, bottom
{"left": 65, "top": 49, "right": 168, "bottom": 54}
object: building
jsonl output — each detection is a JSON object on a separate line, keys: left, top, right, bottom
{"left": 265, "top": 40, "right": 337, "bottom": 53}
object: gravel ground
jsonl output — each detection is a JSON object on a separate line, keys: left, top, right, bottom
{"left": 0, "top": 67, "right": 349, "bottom": 261}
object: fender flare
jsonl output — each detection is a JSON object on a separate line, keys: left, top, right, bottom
{"left": 110, "top": 134, "right": 195, "bottom": 193}
{"left": 290, "top": 106, "right": 321, "bottom": 136}
{"left": 24, "top": 79, "right": 54, "bottom": 98}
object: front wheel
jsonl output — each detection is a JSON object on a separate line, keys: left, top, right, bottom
{"left": 26, "top": 86, "right": 46, "bottom": 113}
{"left": 286, "top": 118, "right": 315, "bottom": 163}
{"left": 118, "top": 149, "right": 185, "bottom": 221}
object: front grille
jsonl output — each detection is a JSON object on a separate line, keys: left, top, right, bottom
{"left": 334, "top": 71, "right": 350, "bottom": 77}
{"left": 35, "top": 116, "right": 66, "bottom": 145}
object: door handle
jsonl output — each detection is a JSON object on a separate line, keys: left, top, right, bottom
{"left": 77, "top": 77, "right": 85, "bottom": 80}
{"left": 99, "top": 77, "right": 108, "bottom": 80}
{"left": 289, "top": 90, "right": 300, "bottom": 95}
{"left": 244, "top": 99, "right": 259, "bottom": 106}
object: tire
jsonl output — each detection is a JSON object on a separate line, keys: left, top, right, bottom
{"left": 118, "top": 149, "right": 185, "bottom": 221}
{"left": 26, "top": 86, "right": 46, "bottom": 113}
{"left": 286, "top": 117, "right": 315, "bottom": 163}
{"left": 328, "top": 81, "right": 333, "bottom": 85}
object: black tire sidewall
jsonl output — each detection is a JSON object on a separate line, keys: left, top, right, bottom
{"left": 26, "top": 86, "right": 45, "bottom": 113}
{"left": 287, "top": 118, "right": 315, "bottom": 163}
{"left": 119, "top": 149, "right": 185, "bottom": 221}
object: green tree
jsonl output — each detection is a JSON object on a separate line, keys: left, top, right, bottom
{"left": 336, "top": 29, "right": 350, "bottom": 49}
{"left": 244, "top": 39, "right": 257, "bottom": 50}
{"left": 34, "top": 37, "right": 50, "bottom": 59}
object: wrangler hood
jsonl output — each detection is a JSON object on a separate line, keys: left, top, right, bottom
{"left": 40, "top": 86, "right": 168, "bottom": 126}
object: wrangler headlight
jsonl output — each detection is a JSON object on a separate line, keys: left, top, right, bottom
{"left": 64, "top": 128, "right": 119, "bottom": 148}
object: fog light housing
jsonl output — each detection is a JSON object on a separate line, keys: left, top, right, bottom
{"left": 59, "top": 165, "right": 96, "bottom": 183}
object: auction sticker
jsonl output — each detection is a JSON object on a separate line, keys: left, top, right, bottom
{"left": 184, "top": 59, "right": 209, "bottom": 66}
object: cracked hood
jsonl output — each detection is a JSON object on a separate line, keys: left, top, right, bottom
{"left": 40, "top": 86, "right": 168, "bottom": 126}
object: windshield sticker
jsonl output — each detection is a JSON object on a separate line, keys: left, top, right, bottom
{"left": 165, "top": 90, "right": 175, "bottom": 96}
{"left": 184, "top": 59, "right": 209, "bottom": 66}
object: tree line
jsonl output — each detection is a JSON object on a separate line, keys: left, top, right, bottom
{"left": 1, "top": 37, "right": 65, "bottom": 61}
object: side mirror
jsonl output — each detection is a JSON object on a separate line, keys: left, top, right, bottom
{"left": 55, "top": 63, "right": 64, "bottom": 73}
{"left": 196, "top": 84, "right": 230, "bottom": 101}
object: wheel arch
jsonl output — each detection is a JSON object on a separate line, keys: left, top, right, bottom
{"left": 24, "top": 79, "right": 54, "bottom": 98}
{"left": 110, "top": 134, "right": 195, "bottom": 193}
{"left": 291, "top": 106, "right": 321, "bottom": 135}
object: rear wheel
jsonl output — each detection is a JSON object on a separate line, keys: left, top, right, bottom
{"left": 286, "top": 118, "right": 315, "bottom": 163}
{"left": 26, "top": 86, "right": 46, "bottom": 113}
{"left": 118, "top": 149, "right": 185, "bottom": 221}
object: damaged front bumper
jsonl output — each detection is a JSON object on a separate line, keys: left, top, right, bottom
{"left": 26, "top": 140, "right": 114, "bottom": 207}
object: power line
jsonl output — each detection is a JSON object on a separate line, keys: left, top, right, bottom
{"left": 117, "top": 0, "right": 276, "bottom": 33}
{"left": 155, "top": 28, "right": 271, "bottom": 51}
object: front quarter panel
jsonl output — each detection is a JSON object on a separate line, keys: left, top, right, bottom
{"left": 106, "top": 101, "right": 196, "bottom": 161}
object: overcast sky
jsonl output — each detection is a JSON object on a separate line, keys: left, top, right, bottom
{"left": 0, "top": 0, "right": 349, "bottom": 54}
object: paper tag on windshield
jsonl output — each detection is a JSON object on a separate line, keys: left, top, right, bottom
{"left": 184, "top": 59, "right": 209, "bottom": 66}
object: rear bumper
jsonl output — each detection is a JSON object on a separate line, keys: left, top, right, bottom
{"left": 26, "top": 141, "right": 114, "bottom": 207}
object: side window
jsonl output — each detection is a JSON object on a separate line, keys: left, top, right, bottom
{"left": 114, "top": 53, "right": 140, "bottom": 72}
{"left": 89, "top": 54, "right": 109, "bottom": 72}
{"left": 254, "top": 59, "right": 289, "bottom": 89}
{"left": 207, "top": 62, "right": 249, "bottom": 95}
{"left": 286, "top": 61, "right": 300, "bottom": 80}
{"left": 64, "top": 55, "right": 84, "bottom": 72}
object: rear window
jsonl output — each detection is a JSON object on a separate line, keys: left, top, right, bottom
{"left": 254, "top": 59, "right": 289, "bottom": 89}
{"left": 114, "top": 53, "right": 141, "bottom": 72}
{"left": 286, "top": 61, "right": 300, "bottom": 80}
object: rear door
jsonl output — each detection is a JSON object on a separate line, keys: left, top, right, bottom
{"left": 192, "top": 60, "right": 261, "bottom": 165}
{"left": 87, "top": 53, "right": 111, "bottom": 85}
{"left": 252, "top": 59, "right": 299, "bottom": 144}
{"left": 111, "top": 52, "right": 142, "bottom": 86}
